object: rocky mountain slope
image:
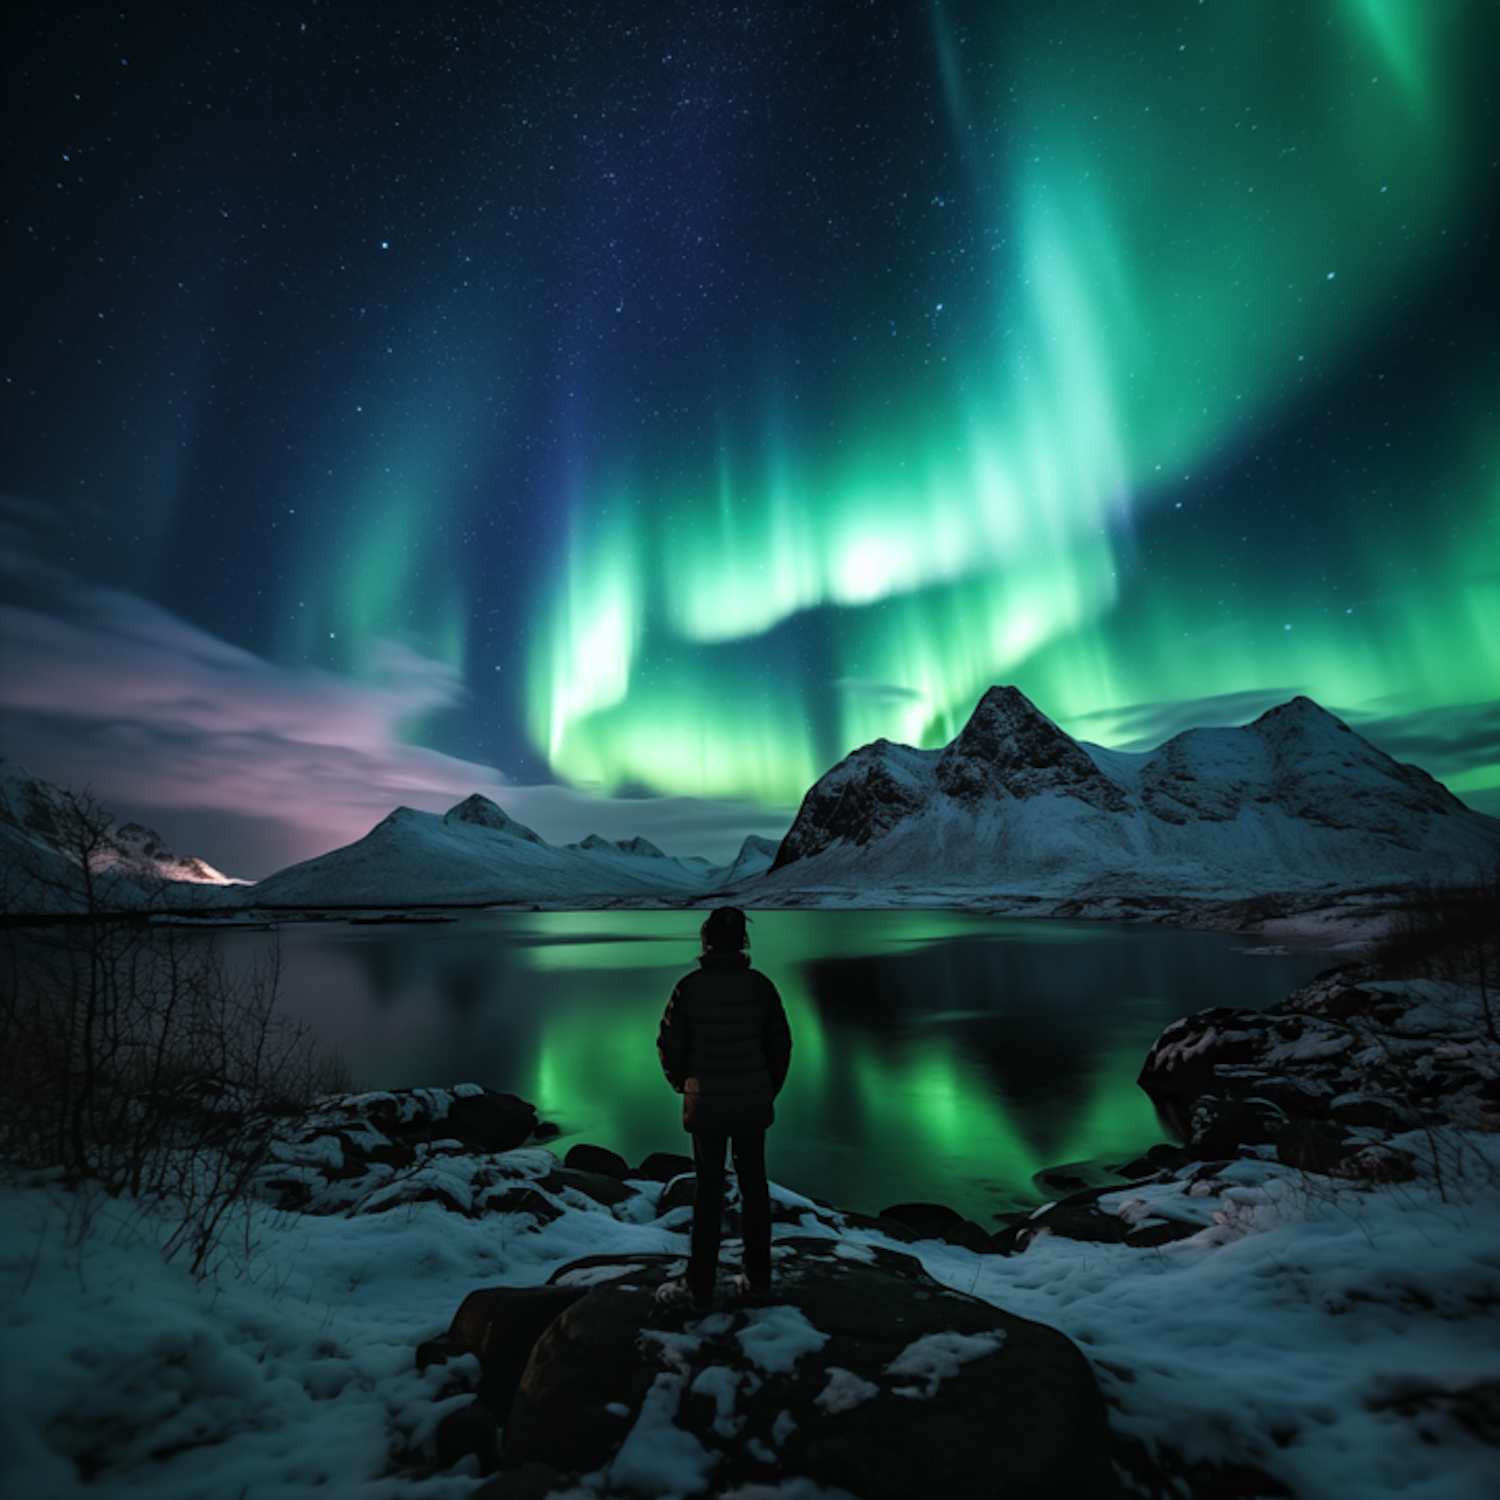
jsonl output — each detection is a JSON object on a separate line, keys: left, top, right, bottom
{"left": 0, "top": 757, "right": 238, "bottom": 912}
{"left": 762, "top": 687, "right": 1499, "bottom": 905}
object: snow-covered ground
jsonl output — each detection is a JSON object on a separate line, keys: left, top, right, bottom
{"left": 3, "top": 1132, "right": 1496, "bottom": 1498}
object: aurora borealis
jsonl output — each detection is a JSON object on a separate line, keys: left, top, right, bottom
{"left": 3, "top": 1, "right": 1496, "bottom": 874}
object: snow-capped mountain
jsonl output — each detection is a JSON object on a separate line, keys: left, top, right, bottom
{"left": 243, "top": 795, "right": 726, "bottom": 908}
{"left": 763, "top": 687, "right": 1500, "bottom": 903}
{"left": 0, "top": 758, "right": 238, "bottom": 912}
{"left": 8, "top": 685, "right": 1495, "bottom": 915}
{"left": 108, "top": 822, "right": 241, "bottom": 886}
{"left": 719, "top": 834, "right": 781, "bottom": 886}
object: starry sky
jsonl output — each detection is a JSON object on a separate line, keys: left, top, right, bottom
{"left": 3, "top": 1, "right": 1496, "bottom": 877}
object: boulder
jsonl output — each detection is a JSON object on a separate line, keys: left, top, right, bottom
{"left": 315, "top": 1084, "right": 536, "bottom": 1157}
{"left": 877, "top": 1200, "right": 995, "bottom": 1252}
{"left": 564, "top": 1142, "right": 630, "bottom": 1179}
{"left": 435, "top": 1397, "right": 498, "bottom": 1471}
{"left": 545, "top": 1165, "right": 637, "bottom": 1209}
{"left": 635, "top": 1150, "right": 694, "bottom": 1182}
{"left": 478, "top": 1236, "right": 1119, "bottom": 1499}
{"left": 443, "top": 1090, "right": 541, "bottom": 1153}
{"left": 445, "top": 1286, "right": 590, "bottom": 1420}
{"left": 877, "top": 1200, "right": 964, "bottom": 1237}
{"left": 259, "top": 1084, "right": 540, "bottom": 1212}
{"left": 1137, "top": 973, "right": 1500, "bottom": 1176}
{"left": 991, "top": 1184, "right": 1203, "bottom": 1254}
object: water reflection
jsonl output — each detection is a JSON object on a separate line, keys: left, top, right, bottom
{"left": 244, "top": 910, "right": 1327, "bottom": 1222}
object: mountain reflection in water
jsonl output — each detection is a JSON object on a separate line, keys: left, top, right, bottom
{"left": 241, "top": 910, "right": 1330, "bottom": 1223}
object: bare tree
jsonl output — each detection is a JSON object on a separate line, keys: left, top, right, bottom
{"left": 1, "top": 784, "right": 345, "bottom": 1274}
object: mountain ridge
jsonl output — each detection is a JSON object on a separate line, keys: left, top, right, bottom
{"left": 3, "top": 687, "right": 1495, "bottom": 915}
{"left": 763, "top": 687, "right": 1497, "bottom": 901}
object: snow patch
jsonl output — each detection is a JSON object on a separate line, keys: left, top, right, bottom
{"left": 815, "top": 1366, "right": 880, "bottom": 1413}
{"left": 609, "top": 1372, "right": 717, "bottom": 1497}
{"left": 735, "top": 1306, "right": 830, "bottom": 1374}
{"left": 885, "top": 1329, "right": 1006, "bottom": 1398}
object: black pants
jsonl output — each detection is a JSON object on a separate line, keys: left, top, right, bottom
{"left": 687, "top": 1129, "right": 772, "bottom": 1296}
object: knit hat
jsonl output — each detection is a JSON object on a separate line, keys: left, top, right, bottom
{"left": 700, "top": 906, "right": 750, "bottom": 951}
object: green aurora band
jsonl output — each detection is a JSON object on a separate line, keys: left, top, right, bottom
{"left": 529, "top": 0, "right": 1497, "bottom": 808}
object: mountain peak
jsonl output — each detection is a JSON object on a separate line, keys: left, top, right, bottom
{"left": 616, "top": 835, "right": 667, "bottom": 860}
{"left": 443, "top": 794, "right": 545, "bottom": 844}
{"left": 1250, "top": 696, "right": 1353, "bottom": 737}
{"left": 935, "top": 685, "right": 1126, "bottom": 809}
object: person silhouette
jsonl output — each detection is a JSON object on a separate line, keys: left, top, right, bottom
{"left": 656, "top": 906, "right": 792, "bottom": 1309}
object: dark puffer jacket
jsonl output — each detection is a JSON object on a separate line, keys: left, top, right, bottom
{"left": 657, "top": 951, "right": 792, "bottom": 1134}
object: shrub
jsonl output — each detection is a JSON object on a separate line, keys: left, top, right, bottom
{"left": 1374, "top": 862, "right": 1498, "bottom": 1042}
{"left": 0, "top": 786, "right": 345, "bottom": 1274}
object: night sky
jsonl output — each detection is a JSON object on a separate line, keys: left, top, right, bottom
{"left": 3, "top": 1, "right": 1496, "bottom": 876}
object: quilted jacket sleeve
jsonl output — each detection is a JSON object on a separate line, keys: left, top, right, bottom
{"left": 763, "top": 979, "right": 792, "bottom": 1096}
{"left": 657, "top": 983, "right": 689, "bottom": 1093}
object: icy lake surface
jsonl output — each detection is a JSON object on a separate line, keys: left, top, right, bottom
{"left": 236, "top": 911, "right": 1330, "bottom": 1222}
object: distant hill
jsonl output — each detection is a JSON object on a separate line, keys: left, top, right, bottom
{"left": 242, "top": 795, "right": 774, "bottom": 908}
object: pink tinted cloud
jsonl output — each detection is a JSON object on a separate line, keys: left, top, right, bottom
{"left": 0, "top": 527, "right": 510, "bottom": 871}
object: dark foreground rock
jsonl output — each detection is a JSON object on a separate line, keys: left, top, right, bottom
{"left": 258, "top": 1085, "right": 539, "bottom": 1212}
{"left": 442, "top": 1237, "right": 1119, "bottom": 1500}
{"left": 1138, "top": 972, "right": 1500, "bottom": 1178}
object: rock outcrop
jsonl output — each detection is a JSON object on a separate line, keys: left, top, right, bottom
{"left": 435, "top": 1238, "right": 1119, "bottom": 1500}
{"left": 1137, "top": 972, "right": 1500, "bottom": 1180}
{"left": 258, "top": 1085, "right": 543, "bottom": 1213}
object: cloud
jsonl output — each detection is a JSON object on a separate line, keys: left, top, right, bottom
{"left": 1065, "top": 689, "right": 1295, "bottom": 752}
{"left": 833, "top": 678, "right": 927, "bottom": 705}
{"left": 1343, "top": 699, "right": 1500, "bottom": 817}
{"left": 0, "top": 500, "right": 511, "bottom": 873}
{"left": 1343, "top": 698, "right": 1500, "bottom": 773}
{"left": 0, "top": 499, "right": 787, "bottom": 875}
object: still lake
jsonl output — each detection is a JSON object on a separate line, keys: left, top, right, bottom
{"left": 245, "top": 910, "right": 1331, "bottom": 1225}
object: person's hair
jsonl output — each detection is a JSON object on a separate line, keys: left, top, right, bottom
{"left": 700, "top": 906, "right": 750, "bottom": 952}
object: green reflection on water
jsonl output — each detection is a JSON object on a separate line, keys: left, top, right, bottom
{"left": 266, "top": 911, "right": 1323, "bottom": 1223}
{"left": 1056, "top": 1031, "right": 1165, "bottom": 1169}
{"left": 510, "top": 910, "right": 1184, "bottom": 1220}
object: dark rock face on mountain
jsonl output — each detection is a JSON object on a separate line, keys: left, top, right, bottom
{"left": 771, "top": 740, "right": 933, "bottom": 863}
{"left": 0, "top": 757, "right": 78, "bottom": 849}
{"left": 935, "top": 684, "right": 1128, "bottom": 811}
{"left": 615, "top": 835, "right": 668, "bottom": 859}
{"left": 447, "top": 1238, "right": 1119, "bottom": 1500}
{"left": 767, "top": 687, "right": 1500, "bottom": 902}
{"left": 444, "top": 794, "right": 545, "bottom": 843}
{"left": 112, "top": 821, "right": 228, "bottom": 883}
{"left": 719, "top": 833, "right": 780, "bottom": 885}
{"left": 570, "top": 832, "right": 671, "bottom": 859}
